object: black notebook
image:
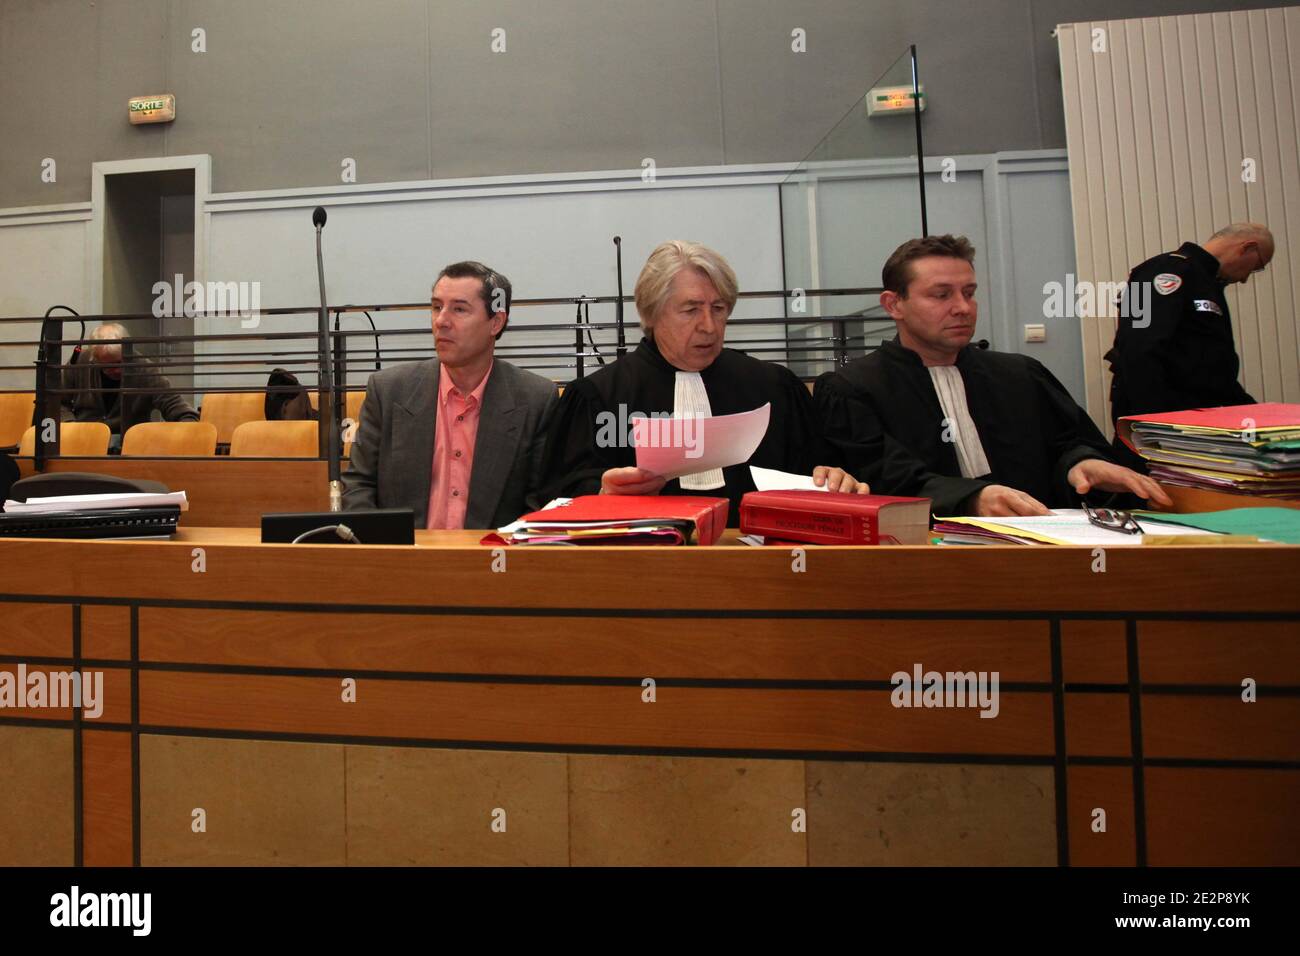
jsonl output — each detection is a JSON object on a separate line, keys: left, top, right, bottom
{"left": 0, "top": 506, "right": 182, "bottom": 539}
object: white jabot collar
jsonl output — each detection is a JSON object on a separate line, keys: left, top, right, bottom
{"left": 673, "top": 371, "right": 725, "bottom": 490}
{"left": 927, "top": 365, "right": 992, "bottom": 479}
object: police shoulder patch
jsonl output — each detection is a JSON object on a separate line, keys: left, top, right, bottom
{"left": 1194, "top": 299, "right": 1224, "bottom": 316}
{"left": 1153, "top": 273, "right": 1182, "bottom": 295}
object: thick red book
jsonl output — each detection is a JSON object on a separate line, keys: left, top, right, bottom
{"left": 739, "top": 490, "right": 932, "bottom": 545}
{"left": 487, "top": 495, "right": 730, "bottom": 546}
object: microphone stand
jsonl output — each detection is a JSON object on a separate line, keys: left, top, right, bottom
{"left": 313, "top": 207, "right": 342, "bottom": 512}
{"left": 613, "top": 236, "right": 626, "bottom": 357}
{"left": 332, "top": 308, "right": 346, "bottom": 449}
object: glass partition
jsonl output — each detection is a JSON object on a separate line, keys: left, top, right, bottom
{"left": 780, "top": 45, "right": 927, "bottom": 378}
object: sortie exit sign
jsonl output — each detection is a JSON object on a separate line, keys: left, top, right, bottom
{"left": 866, "top": 85, "right": 925, "bottom": 117}
{"left": 128, "top": 94, "right": 176, "bottom": 125}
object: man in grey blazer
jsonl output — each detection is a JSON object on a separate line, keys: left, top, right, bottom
{"left": 343, "top": 261, "right": 558, "bottom": 529}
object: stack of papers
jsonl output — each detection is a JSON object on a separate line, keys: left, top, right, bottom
{"left": 934, "top": 509, "right": 1221, "bottom": 545}
{"left": 493, "top": 519, "right": 694, "bottom": 546}
{"left": 3, "top": 491, "right": 189, "bottom": 514}
{"left": 1119, "top": 403, "right": 1300, "bottom": 499}
{"left": 488, "top": 495, "right": 727, "bottom": 547}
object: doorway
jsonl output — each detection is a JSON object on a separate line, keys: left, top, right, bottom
{"left": 91, "top": 155, "right": 211, "bottom": 402}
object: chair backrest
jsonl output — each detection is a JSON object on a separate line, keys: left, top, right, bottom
{"left": 346, "top": 390, "right": 365, "bottom": 423}
{"left": 0, "top": 392, "right": 35, "bottom": 448}
{"left": 199, "top": 392, "right": 266, "bottom": 446}
{"left": 307, "top": 390, "right": 366, "bottom": 422}
{"left": 229, "top": 420, "right": 319, "bottom": 458}
{"left": 18, "top": 421, "right": 112, "bottom": 457}
{"left": 121, "top": 421, "right": 218, "bottom": 457}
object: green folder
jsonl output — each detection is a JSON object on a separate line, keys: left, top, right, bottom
{"left": 1133, "top": 508, "right": 1300, "bottom": 545}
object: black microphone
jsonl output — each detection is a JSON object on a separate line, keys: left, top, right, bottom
{"left": 312, "top": 206, "right": 342, "bottom": 511}
{"left": 613, "top": 236, "right": 626, "bottom": 357}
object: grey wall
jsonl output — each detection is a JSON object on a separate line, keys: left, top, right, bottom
{"left": 1, "top": 0, "right": 1288, "bottom": 208}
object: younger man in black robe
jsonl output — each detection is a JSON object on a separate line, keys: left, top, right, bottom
{"left": 539, "top": 240, "right": 865, "bottom": 523}
{"left": 815, "top": 235, "right": 1170, "bottom": 517}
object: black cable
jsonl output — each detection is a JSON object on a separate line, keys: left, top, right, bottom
{"left": 362, "top": 311, "right": 381, "bottom": 370}
{"left": 44, "top": 306, "right": 85, "bottom": 365}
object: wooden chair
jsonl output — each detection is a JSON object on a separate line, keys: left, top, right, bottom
{"left": 199, "top": 392, "right": 266, "bottom": 446}
{"left": 18, "top": 421, "right": 112, "bottom": 457}
{"left": 121, "top": 421, "right": 218, "bottom": 457}
{"left": 306, "top": 391, "right": 367, "bottom": 459}
{"left": 307, "top": 390, "right": 366, "bottom": 422}
{"left": 0, "top": 392, "right": 35, "bottom": 448}
{"left": 229, "top": 420, "right": 319, "bottom": 458}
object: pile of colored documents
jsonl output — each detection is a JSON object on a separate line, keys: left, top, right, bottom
{"left": 1117, "top": 403, "right": 1300, "bottom": 499}
{"left": 933, "top": 510, "right": 1217, "bottom": 545}
{"left": 485, "top": 495, "right": 729, "bottom": 546}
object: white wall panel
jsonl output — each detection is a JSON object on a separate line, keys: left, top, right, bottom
{"left": 1059, "top": 7, "right": 1300, "bottom": 432}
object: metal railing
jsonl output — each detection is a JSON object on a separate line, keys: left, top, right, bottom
{"left": 1, "top": 286, "right": 895, "bottom": 464}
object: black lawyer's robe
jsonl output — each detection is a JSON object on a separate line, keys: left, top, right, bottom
{"left": 814, "top": 337, "right": 1113, "bottom": 516}
{"left": 538, "top": 337, "right": 837, "bottom": 525}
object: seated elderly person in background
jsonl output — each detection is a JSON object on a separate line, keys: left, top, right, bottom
{"left": 539, "top": 239, "right": 866, "bottom": 523}
{"left": 62, "top": 322, "right": 198, "bottom": 443}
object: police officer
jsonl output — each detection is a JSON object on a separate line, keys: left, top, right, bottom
{"left": 1105, "top": 222, "right": 1274, "bottom": 469}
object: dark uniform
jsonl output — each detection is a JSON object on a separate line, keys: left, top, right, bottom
{"left": 1105, "top": 241, "right": 1254, "bottom": 469}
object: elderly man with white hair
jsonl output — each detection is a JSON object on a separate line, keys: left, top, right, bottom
{"left": 1105, "top": 222, "right": 1275, "bottom": 468}
{"left": 62, "top": 322, "right": 198, "bottom": 438}
{"left": 539, "top": 240, "right": 866, "bottom": 523}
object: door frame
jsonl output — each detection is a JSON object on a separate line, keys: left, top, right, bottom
{"left": 88, "top": 154, "right": 211, "bottom": 314}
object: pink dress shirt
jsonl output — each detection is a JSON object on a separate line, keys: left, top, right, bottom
{"left": 426, "top": 361, "right": 492, "bottom": 529}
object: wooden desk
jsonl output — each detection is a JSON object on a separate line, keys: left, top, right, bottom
{"left": 14, "top": 459, "right": 1296, "bottom": 534}
{"left": 1, "top": 531, "right": 1297, "bottom": 867}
